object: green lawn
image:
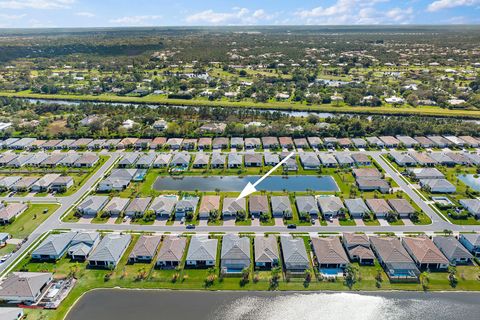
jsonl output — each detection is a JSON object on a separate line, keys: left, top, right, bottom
{"left": 0, "top": 203, "right": 60, "bottom": 238}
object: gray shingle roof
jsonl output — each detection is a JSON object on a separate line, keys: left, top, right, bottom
{"left": 186, "top": 235, "right": 218, "bottom": 261}
{"left": 88, "top": 234, "right": 131, "bottom": 263}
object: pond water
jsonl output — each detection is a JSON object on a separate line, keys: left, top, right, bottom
{"left": 458, "top": 174, "right": 480, "bottom": 191}
{"left": 152, "top": 175, "right": 339, "bottom": 192}
{"left": 66, "top": 289, "right": 480, "bottom": 320}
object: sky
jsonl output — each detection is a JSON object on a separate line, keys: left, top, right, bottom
{"left": 0, "top": 0, "right": 479, "bottom": 28}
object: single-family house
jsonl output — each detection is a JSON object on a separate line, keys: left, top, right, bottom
{"left": 31, "top": 174, "right": 61, "bottom": 192}
{"left": 77, "top": 195, "right": 109, "bottom": 216}
{"left": 124, "top": 197, "right": 151, "bottom": 218}
{"left": 459, "top": 234, "right": 480, "bottom": 257}
{"left": 185, "top": 235, "right": 218, "bottom": 267}
{"left": 388, "top": 199, "right": 415, "bottom": 218}
{"left": 221, "top": 234, "right": 251, "bottom": 273}
{"left": 73, "top": 153, "right": 99, "bottom": 168}
{"left": 312, "top": 237, "right": 349, "bottom": 271}
{"left": 344, "top": 198, "right": 370, "bottom": 218}
{"left": 254, "top": 236, "right": 279, "bottom": 268}
{"left": 366, "top": 199, "right": 394, "bottom": 219}
{"left": 264, "top": 153, "right": 279, "bottom": 166}
{"left": 136, "top": 153, "right": 155, "bottom": 168}
{"left": 129, "top": 235, "right": 162, "bottom": 263}
{"left": 175, "top": 196, "right": 199, "bottom": 219}
{"left": 210, "top": 153, "right": 226, "bottom": 168}
{"left": 198, "top": 195, "right": 220, "bottom": 219}
{"left": 300, "top": 152, "right": 320, "bottom": 169}
{"left": 0, "top": 203, "right": 28, "bottom": 224}
{"left": 342, "top": 233, "right": 375, "bottom": 265}
{"left": 222, "top": 197, "right": 246, "bottom": 218}
{"left": 244, "top": 137, "right": 261, "bottom": 149}
{"left": 88, "top": 234, "right": 132, "bottom": 269}
{"left": 153, "top": 153, "right": 171, "bottom": 167}
{"left": 156, "top": 236, "right": 187, "bottom": 268}
{"left": 68, "top": 232, "right": 101, "bottom": 260}
{"left": 230, "top": 137, "right": 244, "bottom": 149}
{"left": 149, "top": 195, "right": 178, "bottom": 217}
{"left": 31, "top": 231, "right": 77, "bottom": 260}
{"left": 170, "top": 152, "right": 191, "bottom": 167}
{"left": 212, "top": 137, "right": 229, "bottom": 150}
{"left": 280, "top": 236, "right": 310, "bottom": 273}
{"left": 295, "top": 196, "right": 319, "bottom": 216}
{"left": 0, "top": 272, "right": 53, "bottom": 304}
{"left": 420, "top": 179, "right": 456, "bottom": 193}
{"left": 459, "top": 199, "right": 480, "bottom": 219}
{"left": 244, "top": 153, "right": 262, "bottom": 167}
{"left": 228, "top": 153, "right": 242, "bottom": 168}
{"left": 198, "top": 137, "right": 212, "bottom": 150}
{"left": 192, "top": 153, "right": 210, "bottom": 168}
{"left": 402, "top": 236, "right": 449, "bottom": 270}
{"left": 317, "top": 196, "right": 345, "bottom": 219}
{"left": 408, "top": 168, "right": 444, "bottom": 180}
{"left": 270, "top": 196, "right": 292, "bottom": 218}
{"left": 369, "top": 236, "right": 420, "bottom": 281}
{"left": 319, "top": 153, "right": 338, "bottom": 167}
{"left": 433, "top": 236, "right": 473, "bottom": 265}
{"left": 249, "top": 195, "right": 269, "bottom": 217}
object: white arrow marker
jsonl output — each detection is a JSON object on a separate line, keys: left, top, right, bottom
{"left": 236, "top": 151, "right": 295, "bottom": 201}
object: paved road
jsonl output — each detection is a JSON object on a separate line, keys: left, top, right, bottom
{"left": 1, "top": 149, "right": 480, "bottom": 275}
{"left": 0, "top": 153, "right": 120, "bottom": 274}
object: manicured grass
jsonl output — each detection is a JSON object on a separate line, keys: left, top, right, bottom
{"left": 0, "top": 204, "right": 60, "bottom": 238}
{"left": 0, "top": 244, "right": 16, "bottom": 255}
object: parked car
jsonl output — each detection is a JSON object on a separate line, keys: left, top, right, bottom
{"left": 287, "top": 224, "right": 297, "bottom": 229}
{"left": 186, "top": 224, "right": 195, "bottom": 229}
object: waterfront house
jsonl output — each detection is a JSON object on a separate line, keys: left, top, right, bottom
{"left": 31, "top": 231, "right": 77, "bottom": 260}
{"left": 319, "top": 153, "right": 338, "bottom": 167}
{"left": 186, "top": 235, "right": 218, "bottom": 267}
{"left": 129, "top": 235, "right": 162, "bottom": 263}
{"left": 228, "top": 153, "right": 242, "bottom": 168}
{"left": 210, "top": 153, "right": 226, "bottom": 168}
{"left": 170, "top": 152, "right": 191, "bottom": 167}
{"left": 221, "top": 234, "right": 251, "bottom": 273}
{"left": 222, "top": 197, "right": 246, "bottom": 218}
{"left": 270, "top": 196, "right": 292, "bottom": 218}
{"left": 344, "top": 198, "right": 370, "bottom": 218}
{"left": 264, "top": 153, "right": 279, "bottom": 166}
{"left": 193, "top": 153, "right": 210, "bottom": 168}
{"left": 312, "top": 237, "right": 349, "bottom": 272}
{"left": 156, "top": 235, "right": 187, "bottom": 268}
{"left": 342, "top": 233, "right": 375, "bottom": 265}
{"left": 149, "top": 195, "right": 178, "bottom": 217}
{"left": 88, "top": 234, "right": 132, "bottom": 269}
{"left": 280, "top": 236, "right": 310, "bottom": 273}
{"left": 68, "top": 232, "right": 101, "bottom": 260}
{"left": 249, "top": 195, "right": 269, "bottom": 217}
{"left": 0, "top": 272, "right": 53, "bottom": 304}
{"left": 356, "top": 178, "right": 390, "bottom": 193}
{"left": 244, "top": 153, "right": 263, "bottom": 167}
{"left": 369, "top": 236, "right": 420, "bottom": 281}
{"left": 402, "top": 236, "right": 449, "bottom": 270}
{"left": 295, "top": 196, "right": 319, "bottom": 216}
{"left": 198, "top": 195, "right": 220, "bottom": 219}
{"left": 299, "top": 152, "right": 320, "bottom": 169}
{"left": 254, "top": 236, "right": 279, "bottom": 268}
{"left": 433, "top": 236, "right": 473, "bottom": 265}
{"left": 318, "top": 196, "right": 345, "bottom": 219}
{"left": 175, "top": 196, "right": 199, "bottom": 219}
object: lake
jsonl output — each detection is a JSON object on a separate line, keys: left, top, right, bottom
{"left": 66, "top": 290, "right": 480, "bottom": 320}
{"left": 152, "top": 175, "right": 339, "bottom": 192}
{"left": 458, "top": 174, "right": 480, "bottom": 191}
